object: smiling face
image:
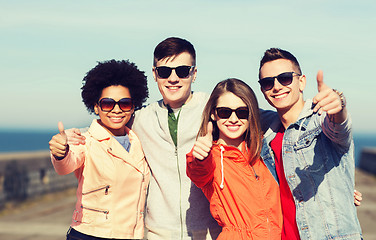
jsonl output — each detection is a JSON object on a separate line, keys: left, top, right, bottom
{"left": 211, "top": 92, "right": 249, "bottom": 148}
{"left": 94, "top": 85, "right": 134, "bottom": 136}
{"left": 153, "top": 52, "right": 197, "bottom": 108}
{"left": 259, "top": 59, "right": 306, "bottom": 116}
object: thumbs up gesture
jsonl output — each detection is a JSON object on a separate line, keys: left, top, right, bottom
{"left": 312, "top": 70, "right": 347, "bottom": 123}
{"left": 192, "top": 122, "right": 214, "bottom": 160}
{"left": 49, "top": 122, "right": 69, "bottom": 160}
{"left": 312, "top": 70, "right": 344, "bottom": 115}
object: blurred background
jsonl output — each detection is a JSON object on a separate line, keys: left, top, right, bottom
{"left": 0, "top": 0, "right": 375, "bottom": 239}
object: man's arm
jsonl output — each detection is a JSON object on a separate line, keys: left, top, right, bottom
{"left": 312, "top": 70, "right": 351, "bottom": 148}
{"left": 65, "top": 128, "right": 87, "bottom": 145}
{"left": 313, "top": 70, "right": 347, "bottom": 123}
{"left": 312, "top": 70, "right": 347, "bottom": 124}
{"left": 305, "top": 71, "right": 362, "bottom": 206}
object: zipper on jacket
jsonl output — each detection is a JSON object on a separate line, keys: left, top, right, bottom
{"left": 81, "top": 205, "right": 109, "bottom": 219}
{"left": 82, "top": 185, "right": 110, "bottom": 195}
{"left": 175, "top": 146, "right": 184, "bottom": 240}
{"left": 133, "top": 173, "right": 146, "bottom": 235}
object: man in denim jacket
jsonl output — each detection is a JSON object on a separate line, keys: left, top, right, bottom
{"left": 258, "top": 48, "right": 362, "bottom": 240}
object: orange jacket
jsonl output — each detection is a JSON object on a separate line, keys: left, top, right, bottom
{"left": 51, "top": 120, "right": 150, "bottom": 239}
{"left": 187, "top": 142, "right": 282, "bottom": 240}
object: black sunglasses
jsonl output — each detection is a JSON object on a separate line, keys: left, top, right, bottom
{"left": 155, "top": 65, "right": 195, "bottom": 79}
{"left": 215, "top": 107, "right": 249, "bottom": 120}
{"left": 98, "top": 98, "right": 133, "bottom": 112}
{"left": 258, "top": 72, "right": 301, "bottom": 91}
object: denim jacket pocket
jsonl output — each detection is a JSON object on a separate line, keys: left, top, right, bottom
{"left": 293, "top": 128, "right": 329, "bottom": 173}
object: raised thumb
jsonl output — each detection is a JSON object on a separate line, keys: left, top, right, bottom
{"left": 316, "top": 70, "right": 324, "bottom": 91}
{"left": 58, "top": 121, "right": 67, "bottom": 143}
{"left": 206, "top": 121, "right": 214, "bottom": 141}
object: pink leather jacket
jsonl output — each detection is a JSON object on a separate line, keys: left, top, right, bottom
{"left": 51, "top": 120, "right": 150, "bottom": 239}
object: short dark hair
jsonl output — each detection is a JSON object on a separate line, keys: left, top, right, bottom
{"left": 81, "top": 59, "right": 148, "bottom": 114}
{"left": 198, "top": 78, "right": 262, "bottom": 163}
{"left": 259, "top": 48, "right": 302, "bottom": 79}
{"left": 153, "top": 37, "right": 196, "bottom": 66}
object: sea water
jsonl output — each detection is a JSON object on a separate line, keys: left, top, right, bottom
{"left": 0, "top": 130, "right": 375, "bottom": 166}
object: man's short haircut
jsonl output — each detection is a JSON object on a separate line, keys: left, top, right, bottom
{"left": 153, "top": 37, "right": 196, "bottom": 66}
{"left": 259, "top": 48, "right": 302, "bottom": 79}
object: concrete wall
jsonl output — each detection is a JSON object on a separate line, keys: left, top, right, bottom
{"left": 1, "top": 147, "right": 373, "bottom": 207}
{"left": 358, "top": 147, "right": 376, "bottom": 175}
{"left": 0, "top": 151, "right": 77, "bottom": 206}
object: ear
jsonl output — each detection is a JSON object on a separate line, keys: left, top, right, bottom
{"left": 129, "top": 107, "right": 135, "bottom": 115}
{"left": 192, "top": 67, "right": 197, "bottom": 83}
{"left": 94, "top": 104, "right": 99, "bottom": 115}
{"left": 299, "top": 74, "right": 306, "bottom": 92}
{"left": 152, "top": 67, "right": 158, "bottom": 82}
{"left": 211, "top": 112, "right": 217, "bottom": 121}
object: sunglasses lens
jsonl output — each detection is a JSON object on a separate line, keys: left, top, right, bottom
{"left": 156, "top": 66, "right": 192, "bottom": 79}
{"left": 259, "top": 72, "right": 295, "bottom": 91}
{"left": 156, "top": 67, "right": 172, "bottom": 78}
{"left": 216, "top": 107, "right": 248, "bottom": 119}
{"left": 118, "top": 98, "right": 133, "bottom": 111}
{"left": 99, "top": 98, "right": 132, "bottom": 112}
{"left": 216, "top": 107, "right": 232, "bottom": 119}
{"left": 235, "top": 107, "right": 249, "bottom": 119}
{"left": 277, "top": 72, "right": 293, "bottom": 86}
{"left": 175, "top": 66, "right": 192, "bottom": 78}
{"left": 99, "top": 98, "right": 116, "bottom": 112}
{"left": 259, "top": 78, "right": 274, "bottom": 91}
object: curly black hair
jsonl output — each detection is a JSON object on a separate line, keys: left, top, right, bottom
{"left": 81, "top": 59, "right": 149, "bottom": 114}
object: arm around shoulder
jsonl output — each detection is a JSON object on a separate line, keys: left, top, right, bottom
{"left": 51, "top": 145, "right": 85, "bottom": 175}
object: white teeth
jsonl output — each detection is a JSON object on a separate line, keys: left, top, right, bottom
{"left": 227, "top": 125, "right": 239, "bottom": 131}
{"left": 168, "top": 86, "right": 180, "bottom": 90}
{"left": 274, "top": 93, "right": 288, "bottom": 99}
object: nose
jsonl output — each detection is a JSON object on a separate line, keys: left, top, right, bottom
{"left": 111, "top": 103, "right": 123, "bottom": 113}
{"left": 228, "top": 111, "right": 239, "bottom": 122}
{"left": 272, "top": 77, "right": 284, "bottom": 91}
{"left": 168, "top": 69, "right": 180, "bottom": 83}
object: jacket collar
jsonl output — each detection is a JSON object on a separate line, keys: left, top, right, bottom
{"left": 87, "top": 119, "right": 131, "bottom": 141}
{"left": 264, "top": 99, "right": 316, "bottom": 137}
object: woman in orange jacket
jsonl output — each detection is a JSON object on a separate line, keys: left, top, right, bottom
{"left": 186, "top": 78, "right": 282, "bottom": 240}
{"left": 49, "top": 60, "right": 150, "bottom": 240}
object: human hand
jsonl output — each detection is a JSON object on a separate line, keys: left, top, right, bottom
{"left": 66, "top": 128, "right": 86, "bottom": 145}
{"left": 312, "top": 70, "right": 343, "bottom": 115}
{"left": 49, "top": 122, "right": 69, "bottom": 160}
{"left": 354, "top": 189, "right": 363, "bottom": 206}
{"left": 192, "top": 122, "right": 214, "bottom": 160}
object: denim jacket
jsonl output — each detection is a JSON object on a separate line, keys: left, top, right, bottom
{"left": 260, "top": 99, "right": 362, "bottom": 240}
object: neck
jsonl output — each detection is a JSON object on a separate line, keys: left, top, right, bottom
{"left": 218, "top": 137, "right": 244, "bottom": 150}
{"left": 164, "top": 92, "right": 193, "bottom": 109}
{"left": 97, "top": 120, "right": 126, "bottom": 136}
{"left": 277, "top": 99, "right": 305, "bottom": 129}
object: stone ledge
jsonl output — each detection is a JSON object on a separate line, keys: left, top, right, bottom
{"left": 358, "top": 147, "right": 376, "bottom": 175}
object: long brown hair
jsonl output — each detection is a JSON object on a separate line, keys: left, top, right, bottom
{"left": 198, "top": 78, "right": 262, "bottom": 163}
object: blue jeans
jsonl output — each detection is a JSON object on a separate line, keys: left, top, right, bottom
{"left": 66, "top": 227, "right": 136, "bottom": 240}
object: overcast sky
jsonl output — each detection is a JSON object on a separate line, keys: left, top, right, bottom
{"left": 1, "top": 0, "right": 375, "bottom": 133}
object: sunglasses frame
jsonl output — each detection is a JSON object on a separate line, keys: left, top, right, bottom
{"left": 155, "top": 65, "right": 195, "bottom": 79}
{"left": 258, "top": 71, "right": 301, "bottom": 91}
{"left": 215, "top": 107, "right": 249, "bottom": 120}
{"left": 98, "top": 98, "right": 133, "bottom": 112}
